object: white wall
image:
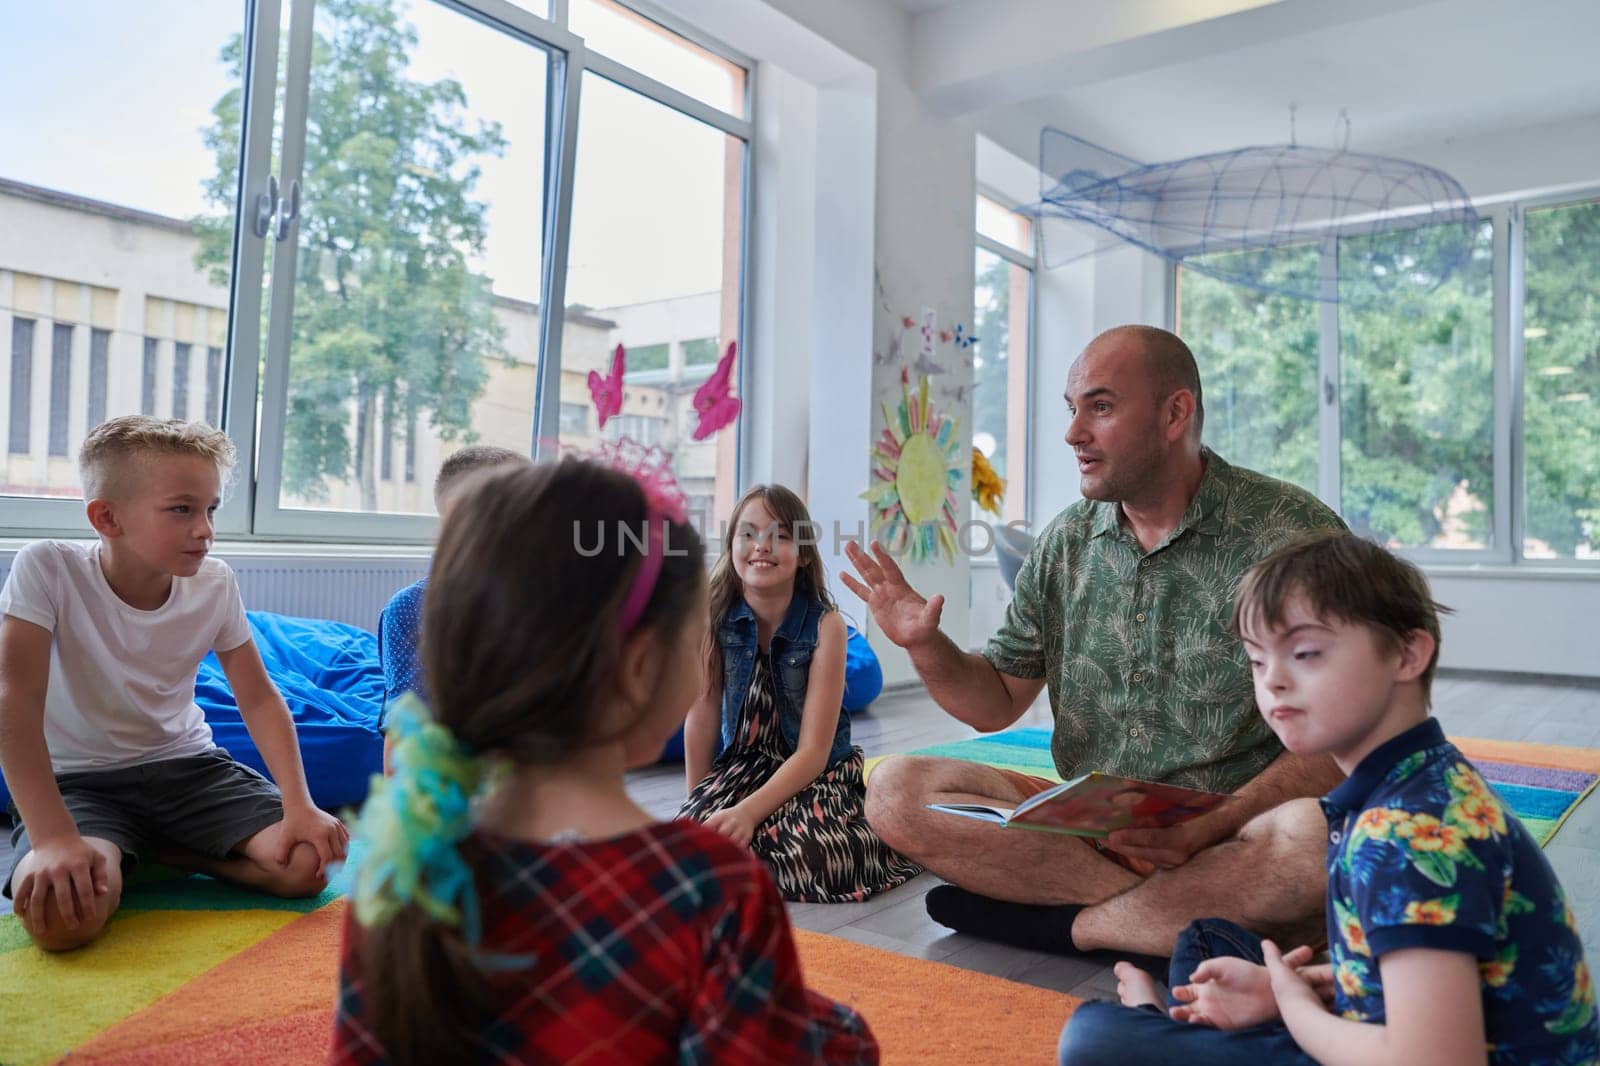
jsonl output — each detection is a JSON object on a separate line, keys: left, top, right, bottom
{"left": 865, "top": 76, "right": 976, "bottom": 684}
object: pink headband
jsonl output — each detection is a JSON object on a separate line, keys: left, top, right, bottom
{"left": 617, "top": 516, "right": 666, "bottom": 636}
{"left": 588, "top": 437, "right": 690, "bottom": 637}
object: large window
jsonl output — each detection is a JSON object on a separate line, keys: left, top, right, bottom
{"left": 972, "top": 194, "right": 1032, "bottom": 525}
{"left": 2, "top": 0, "right": 749, "bottom": 540}
{"left": 555, "top": 64, "right": 746, "bottom": 532}
{"left": 1339, "top": 222, "right": 1494, "bottom": 549}
{"left": 1, "top": 0, "right": 239, "bottom": 507}
{"left": 1523, "top": 200, "right": 1600, "bottom": 560}
{"left": 1178, "top": 204, "right": 1596, "bottom": 567}
{"left": 1177, "top": 245, "right": 1320, "bottom": 495}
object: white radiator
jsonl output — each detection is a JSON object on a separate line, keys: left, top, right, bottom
{"left": 223, "top": 557, "right": 430, "bottom": 632}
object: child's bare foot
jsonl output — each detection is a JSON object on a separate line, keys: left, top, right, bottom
{"left": 1113, "top": 960, "right": 1165, "bottom": 1009}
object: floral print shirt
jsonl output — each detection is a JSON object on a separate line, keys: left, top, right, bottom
{"left": 1323, "top": 718, "right": 1598, "bottom": 1065}
{"left": 983, "top": 449, "right": 1343, "bottom": 791}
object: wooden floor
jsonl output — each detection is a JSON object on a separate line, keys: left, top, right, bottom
{"left": 3, "top": 671, "right": 1597, "bottom": 1007}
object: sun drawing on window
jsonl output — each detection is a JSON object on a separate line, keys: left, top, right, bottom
{"left": 864, "top": 371, "right": 963, "bottom": 563}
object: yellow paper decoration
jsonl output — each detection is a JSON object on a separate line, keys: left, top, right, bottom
{"left": 972, "top": 447, "right": 1005, "bottom": 517}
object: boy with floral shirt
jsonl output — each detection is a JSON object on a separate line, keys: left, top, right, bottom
{"left": 1060, "top": 532, "right": 1597, "bottom": 1066}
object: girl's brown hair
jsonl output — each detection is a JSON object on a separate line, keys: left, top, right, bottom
{"left": 361, "top": 458, "right": 704, "bottom": 1065}
{"left": 705, "top": 484, "right": 835, "bottom": 697}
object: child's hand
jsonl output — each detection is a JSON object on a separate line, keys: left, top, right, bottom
{"left": 275, "top": 804, "right": 350, "bottom": 876}
{"left": 1297, "top": 962, "right": 1338, "bottom": 1008}
{"left": 1171, "top": 945, "right": 1315, "bottom": 1030}
{"left": 15, "top": 835, "right": 109, "bottom": 931}
{"left": 1262, "top": 940, "right": 1327, "bottom": 1020}
{"left": 703, "top": 805, "right": 758, "bottom": 846}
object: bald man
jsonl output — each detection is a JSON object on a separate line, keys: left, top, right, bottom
{"left": 844, "top": 325, "right": 1346, "bottom": 959}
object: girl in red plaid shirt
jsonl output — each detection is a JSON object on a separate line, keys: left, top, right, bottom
{"left": 330, "top": 457, "right": 877, "bottom": 1065}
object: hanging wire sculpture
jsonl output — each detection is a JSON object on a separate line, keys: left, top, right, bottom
{"left": 1032, "top": 117, "right": 1480, "bottom": 302}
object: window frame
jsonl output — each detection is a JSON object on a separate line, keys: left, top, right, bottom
{"left": 973, "top": 183, "right": 1036, "bottom": 530}
{"left": 1170, "top": 186, "right": 1600, "bottom": 569}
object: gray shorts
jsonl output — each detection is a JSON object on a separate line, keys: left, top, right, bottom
{"left": 4, "top": 749, "right": 284, "bottom": 899}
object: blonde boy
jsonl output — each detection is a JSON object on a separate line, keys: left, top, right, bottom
{"left": 0, "top": 416, "right": 348, "bottom": 951}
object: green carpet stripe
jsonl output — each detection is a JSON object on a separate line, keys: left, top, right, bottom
{"left": 910, "top": 741, "right": 1058, "bottom": 770}
{"left": 0, "top": 918, "right": 34, "bottom": 956}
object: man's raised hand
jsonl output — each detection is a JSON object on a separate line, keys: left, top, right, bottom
{"left": 840, "top": 541, "right": 944, "bottom": 650}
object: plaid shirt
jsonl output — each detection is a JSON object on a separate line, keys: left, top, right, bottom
{"left": 330, "top": 820, "right": 877, "bottom": 1065}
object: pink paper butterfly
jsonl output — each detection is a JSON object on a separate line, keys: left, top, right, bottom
{"left": 692, "top": 341, "right": 742, "bottom": 441}
{"left": 587, "top": 344, "right": 625, "bottom": 429}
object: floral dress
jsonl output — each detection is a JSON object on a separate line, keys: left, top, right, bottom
{"left": 679, "top": 651, "right": 922, "bottom": 903}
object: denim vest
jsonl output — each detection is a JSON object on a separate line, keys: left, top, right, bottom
{"left": 718, "top": 591, "right": 854, "bottom": 769}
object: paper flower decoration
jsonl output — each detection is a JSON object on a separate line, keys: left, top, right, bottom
{"left": 864, "top": 373, "right": 963, "bottom": 563}
{"left": 972, "top": 447, "right": 1005, "bottom": 517}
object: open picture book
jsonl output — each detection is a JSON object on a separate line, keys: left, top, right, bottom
{"left": 927, "top": 772, "right": 1232, "bottom": 839}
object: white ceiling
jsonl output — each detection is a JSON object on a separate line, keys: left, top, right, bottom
{"left": 885, "top": 0, "right": 968, "bottom": 12}
{"left": 901, "top": 0, "right": 1600, "bottom": 166}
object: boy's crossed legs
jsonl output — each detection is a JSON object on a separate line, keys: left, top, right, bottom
{"left": 6, "top": 750, "right": 329, "bottom": 952}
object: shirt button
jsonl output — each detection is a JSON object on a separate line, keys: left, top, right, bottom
{"left": 1131, "top": 672, "right": 1143, "bottom": 683}
{"left": 1136, "top": 612, "right": 1147, "bottom": 622}
{"left": 1128, "top": 726, "right": 1140, "bottom": 738}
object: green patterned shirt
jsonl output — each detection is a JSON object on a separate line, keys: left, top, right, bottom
{"left": 984, "top": 449, "right": 1345, "bottom": 792}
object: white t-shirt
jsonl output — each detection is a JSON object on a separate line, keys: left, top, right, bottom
{"left": 0, "top": 540, "right": 252, "bottom": 774}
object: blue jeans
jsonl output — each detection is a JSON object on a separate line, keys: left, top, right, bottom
{"left": 1058, "top": 918, "right": 1318, "bottom": 1066}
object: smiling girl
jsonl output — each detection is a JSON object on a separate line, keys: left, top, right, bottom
{"left": 679, "top": 485, "right": 921, "bottom": 902}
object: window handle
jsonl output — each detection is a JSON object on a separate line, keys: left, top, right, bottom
{"left": 1324, "top": 375, "right": 1336, "bottom": 405}
{"left": 273, "top": 179, "right": 301, "bottom": 241}
{"left": 253, "top": 175, "right": 279, "bottom": 239}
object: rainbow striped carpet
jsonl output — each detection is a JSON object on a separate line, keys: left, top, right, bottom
{"left": 873, "top": 728, "right": 1600, "bottom": 846}
{"left": 0, "top": 854, "right": 1081, "bottom": 1065}
{"left": 4, "top": 732, "right": 1595, "bottom": 1063}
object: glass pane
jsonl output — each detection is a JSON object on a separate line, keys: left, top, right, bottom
{"left": 275, "top": 0, "right": 548, "bottom": 516}
{"left": 1524, "top": 200, "right": 1600, "bottom": 560}
{"left": 570, "top": 0, "right": 745, "bottom": 118}
{"left": 559, "top": 73, "right": 744, "bottom": 534}
{"left": 1338, "top": 220, "right": 1495, "bottom": 550}
{"left": 977, "top": 195, "right": 1032, "bottom": 257}
{"left": 1, "top": 2, "right": 244, "bottom": 501}
{"left": 972, "top": 248, "right": 1029, "bottom": 524}
{"left": 1177, "top": 245, "right": 1321, "bottom": 494}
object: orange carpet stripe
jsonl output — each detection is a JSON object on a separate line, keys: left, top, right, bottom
{"left": 69, "top": 1008, "right": 337, "bottom": 1066}
{"left": 1455, "top": 736, "right": 1600, "bottom": 774}
{"left": 794, "top": 929, "right": 1080, "bottom": 1065}
{"left": 70, "top": 902, "right": 345, "bottom": 1062}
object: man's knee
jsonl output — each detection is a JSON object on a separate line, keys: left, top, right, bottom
{"left": 864, "top": 754, "right": 926, "bottom": 851}
{"left": 1237, "top": 798, "right": 1326, "bottom": 855}
{"left": 1231, "top": 799, "right": 1328, "bottom": 932}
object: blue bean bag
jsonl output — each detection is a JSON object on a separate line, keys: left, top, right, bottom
{"left": 0, "top": 611, "right": 385, "bottom": 815}
{"left": 655, "top": 624, "right": 882, "bottom": 761}
{"left": 193, "top": 611, "right": 386, "bottom": 811}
